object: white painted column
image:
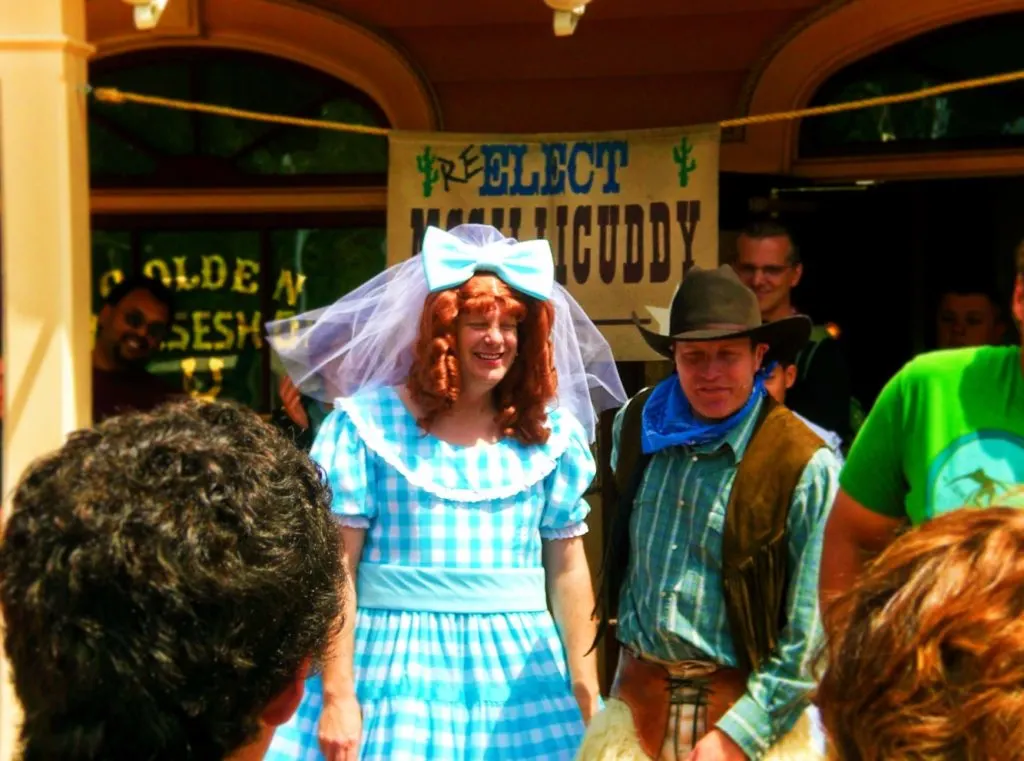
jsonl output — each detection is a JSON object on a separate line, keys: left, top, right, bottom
{"left": 0, "top": 1, "right": 94, "bottom": 757}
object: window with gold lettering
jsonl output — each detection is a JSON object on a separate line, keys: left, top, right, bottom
{"left": 92, "top": 221, "right": 387, "bottom": 412}
{"left": 88, "top": 47, "right": 390, "bottom": 414}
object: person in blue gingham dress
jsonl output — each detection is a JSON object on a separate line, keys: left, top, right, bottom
{"left": 264, "top": 223, "right": 627, "bottom": 760}
{"left": 266, "top": 384, "right": 597, "bottom": 760}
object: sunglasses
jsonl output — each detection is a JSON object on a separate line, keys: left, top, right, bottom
{"left": 123, "top": 309, "right": 168, "bottom": 342}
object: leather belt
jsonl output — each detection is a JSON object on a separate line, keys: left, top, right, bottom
{"left": 610, "top": 648, "right": 749, "bottom": 759}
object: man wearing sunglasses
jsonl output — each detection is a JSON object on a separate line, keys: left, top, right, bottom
{"left": 93, "top": 275, "right": 181, "bottom": 422}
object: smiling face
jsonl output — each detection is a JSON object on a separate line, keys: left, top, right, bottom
{"left": 674, "top": 337, "right": 768, "bottom": 420}
{"left": 406, "top": 272, "right": 556, "bottom": 442}
{"left": 96, "top": 289, "right": 170, "bottom": 370}
{"left": 734, "top": 234, "right": 802, "bottom": 322}
{"left": 455, "top": 275, "right": 525, "bottom": 398}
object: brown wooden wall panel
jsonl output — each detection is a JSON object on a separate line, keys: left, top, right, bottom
{"left": 315, "top": 0, "right": 824, "bottom": 29}
{"left": 387, "top": 12, "right": 805, "bottom": 85}
{"left": 434, "top": 72, "right": 748, "bottom": 133}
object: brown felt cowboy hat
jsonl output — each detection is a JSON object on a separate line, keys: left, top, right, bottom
{"left": 633, "top": 264, "right": 812, "bottom": 361}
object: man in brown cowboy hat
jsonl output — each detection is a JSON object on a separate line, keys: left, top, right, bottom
{"left": 579, "top": 265, "right": 839, "bottom": 761}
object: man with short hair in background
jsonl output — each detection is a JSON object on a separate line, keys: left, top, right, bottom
{"left": 733, "top": 219, "right": 855, "bottom": 443}
{"left": 935, "top": 280, "right": 1007, "bottom": 349}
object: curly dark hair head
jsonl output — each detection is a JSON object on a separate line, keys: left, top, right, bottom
{"left": 817, "top": 506, "right": 1024, "bottom": 761}
{"left": 406, "top": 274, "right": 557, "bottom": 445}
{"left": 0, "top": 399, "right": 344, "bottom": 761}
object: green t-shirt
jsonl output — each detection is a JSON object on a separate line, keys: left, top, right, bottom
{"left": 841, "top": 345, "right": 1024, "bottom": 525}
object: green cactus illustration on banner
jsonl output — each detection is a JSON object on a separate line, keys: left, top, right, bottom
{"left": 672, "top": 137, "right": 698, "bottom": 188}
{"left": 416, "top": 146, "right": 440, "bottom": 198}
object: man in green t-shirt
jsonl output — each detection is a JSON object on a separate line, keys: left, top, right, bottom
{"left": 820, "top": 251, "right": 1024, "bottom": 616}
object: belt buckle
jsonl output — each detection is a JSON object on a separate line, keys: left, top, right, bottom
{"left": 667, "top": 659, "right": 718, "bottom": 679}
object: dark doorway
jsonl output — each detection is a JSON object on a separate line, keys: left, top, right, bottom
{"left": 727, "top": 176, "right": 1024, "bottom": 411}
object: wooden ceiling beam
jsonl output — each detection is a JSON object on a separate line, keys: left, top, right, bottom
{"left": 302, "top": 0, "right": 825, "bottom": 29}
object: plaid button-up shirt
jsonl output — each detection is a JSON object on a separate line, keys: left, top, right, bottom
{"left": 612, "top": 393, "right": 840, "bottom": 759}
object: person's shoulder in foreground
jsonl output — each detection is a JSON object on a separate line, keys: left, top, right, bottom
{"left": 0, "top": 399, "right": 345, "bottom": 761}
{"left": 839, "top": 344, "right": 1019, "bottom": 521}
{"left": 845, "top": 343, "right": 1018, "bottom": 471}
{"left": 897, "top": 343, "right": 1016, "bottom": 383}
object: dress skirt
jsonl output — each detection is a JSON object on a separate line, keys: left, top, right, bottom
{"left": 266, "top": 565, "right": 587, "bottom": 761}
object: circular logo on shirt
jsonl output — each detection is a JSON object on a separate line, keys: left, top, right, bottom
{"left": 927, "top": 430, "right": 1024, "bottom": 518}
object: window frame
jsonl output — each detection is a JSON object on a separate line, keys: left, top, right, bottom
{"left": 88, "top": 47, "right": 391, "bottom": 190}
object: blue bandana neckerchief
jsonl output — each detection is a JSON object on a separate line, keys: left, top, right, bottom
{"left": 640, "top": 365, "right": 773, "bottom": 455}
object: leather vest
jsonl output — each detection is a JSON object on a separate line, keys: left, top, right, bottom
{"left": 594, "top": 390, "right": 824, "bottom": 672}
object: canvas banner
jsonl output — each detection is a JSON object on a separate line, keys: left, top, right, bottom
{"left": 386, "top": 126, "right": 720, "bottom": 361}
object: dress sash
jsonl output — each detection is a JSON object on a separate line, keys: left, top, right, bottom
{"left": 358, "top": 563, "right": 548, "bottom": 613}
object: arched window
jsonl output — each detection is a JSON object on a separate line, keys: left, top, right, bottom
{"left": 89, "top": 48, "right": 389, "bottom": 184}
{"left": 799, "top": 12, "right": 1024, "bottom": 158}
{"left": 90, "top": 49, "right": 388, "bottom": 412}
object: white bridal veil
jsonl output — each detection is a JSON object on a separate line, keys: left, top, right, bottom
{"left": 266, "top": 224, "right": 627, "bottom": 442}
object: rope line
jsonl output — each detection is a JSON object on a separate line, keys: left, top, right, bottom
{"left": 719, "top": 69, "right": 1024, "bottom": 128}
{"left": 91, "top": 67, "right": 1024, "bottom": 136}
{"left": 91, "top": 87, "right": 390, "bottom": 137}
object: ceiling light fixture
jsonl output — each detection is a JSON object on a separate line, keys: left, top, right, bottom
{"left": 121, "top": 0, "right": 169, "bottom": 31}
{"left": 544, "top": 0, "right": 592, "bottom": 37}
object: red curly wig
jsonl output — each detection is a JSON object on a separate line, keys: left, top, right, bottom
{"left": 817, "top": 506, "right": 1024, "bottom": 761}
{"left": 406, "top": 274, "right": 557, "bottom": 445}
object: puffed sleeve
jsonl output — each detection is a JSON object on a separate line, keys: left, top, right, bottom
{"left": 539, "top": 411, "right": 597, "bottom": 540}
{"left": 309, "top": 407, "right": 376, "bottom": 529}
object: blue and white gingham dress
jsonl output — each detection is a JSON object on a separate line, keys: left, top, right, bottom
{"left": 266, "top": 385, "right": 596, "bottom": 761}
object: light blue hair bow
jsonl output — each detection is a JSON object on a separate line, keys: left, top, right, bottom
{"left": 420, "top": 226, "right": 555, "bottom": 301}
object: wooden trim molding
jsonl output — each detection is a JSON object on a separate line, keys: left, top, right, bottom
{"left": 90, "top": 186, "right": 388, "bottom": 214}
{"left": 722, "top": 0, "right": 854, "bottom": 145}
{"left": 722, "top": 0, "right": 1024, "bottom": 177}
{"left": 0, "top": 34, "right": 96, "bottom": 56}
{"left": 87, "top": 0, "right": 441, "bottom": 132}
{"left": 793, "top": 150, "right": 1024, "bottom": 183}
